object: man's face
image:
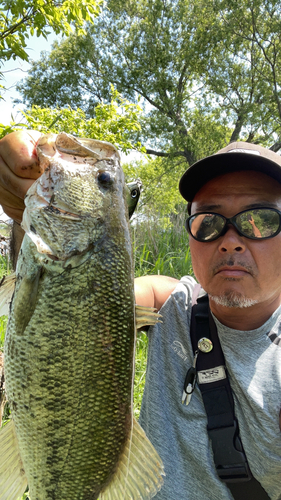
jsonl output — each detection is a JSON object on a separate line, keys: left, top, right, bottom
{"left": 189, "top": 170, "right": 281, "bottom": 313}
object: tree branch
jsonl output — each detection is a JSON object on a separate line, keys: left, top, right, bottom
{"left": 270, "top": 141, "right": 281, "bottom": 153}
{"left": 0, "top": 10, "right": 35, "bottom": 40}
{"left": 177, "top": 61, "right": 189, "bottom": 96}
{"left": 145, "top": 148, "right": 185, "bottom": 158}
{"left": 230, "top": 112, "right": 245, "bottom": 142}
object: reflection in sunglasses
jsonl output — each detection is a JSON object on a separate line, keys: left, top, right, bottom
{"left": 187, "top": 208, "right": 281, "bottom": 242}
{"left": 248, "top": 216, "right": 262, "bottom": 238}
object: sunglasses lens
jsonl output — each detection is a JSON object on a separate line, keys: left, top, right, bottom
{"left": 235, "top": 209, "right": 280, "bottom": 238}
{"left": 188, "top": 214, "right": 225, "bottom": 241}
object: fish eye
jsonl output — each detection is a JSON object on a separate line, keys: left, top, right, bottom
{"left": 131, "top": 189, "right": 139, "bottom": 199}
{"left": 97, "top": 171, "right": 112, "bottom": 185}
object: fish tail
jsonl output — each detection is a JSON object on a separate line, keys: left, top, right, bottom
{"left": 0, "top": 420, "right": 28, "bottom": 500}
{"left": 99, "top": 417, "right": 164, "bottom": 500}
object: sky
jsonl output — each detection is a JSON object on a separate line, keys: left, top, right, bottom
{"left": 1, "top": 32, "right": 58, "bottom": 125}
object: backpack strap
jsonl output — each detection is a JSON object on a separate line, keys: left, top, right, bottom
{"left": 190, "top": 292, "right": 270, "bottom": 500}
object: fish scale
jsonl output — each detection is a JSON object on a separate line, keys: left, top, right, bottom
{"left": 0, "top": 133, "right": 164, "bottom": 500}
{"left": 5, "top": 242, "right": 134, "bottom": 500}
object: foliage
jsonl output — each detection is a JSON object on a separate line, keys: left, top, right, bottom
{"left": 133, "top": 210, "right": 193, "bottom": 279}
{"left": 123, "top": 157, "right": 183, "bottom": 214}
{"left": 17, "top": 0, "right": 281, "bottom": 170}
{"left": 132, "top": 210, "right": 193, "bottom": 416}
{"left": 0, "top": 88, "right": 144, "bottom": 156}
{"left": 0, "top": 315, "right": 6, "bottom": 349}
{"left": 134, "top": 331, "right": 148, "bottom": 419}
{"left": 0, "top": 0, "right": 100, "bottom": 64}
{"left": 0, "top": 251, "right": 11, "bottom": 277}
{"left": 122, "top": 108, "right": 233, "bottom": 214}
{"left": 200, "top": 0, "right": 281, "bottom": 147}
{"left": 0, "top": 120, "right": 28, "bottom": 140}
{"left": 20, "top": 88, "right": 144, "bottom": 153}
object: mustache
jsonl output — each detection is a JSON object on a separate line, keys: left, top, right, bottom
{"left": 212, "top": 258, "right": 256, "bottom": 277}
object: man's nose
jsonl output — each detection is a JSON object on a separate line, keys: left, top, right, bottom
{"left": 218, "top": 225, "right": 246, "bottom": 253}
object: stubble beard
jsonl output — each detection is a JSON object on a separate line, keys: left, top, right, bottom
{"left": 209, "top": 290, "right": 258, "bottom": 309}
{"left": 208, "top": 260, "right": 259, "bottom": 309}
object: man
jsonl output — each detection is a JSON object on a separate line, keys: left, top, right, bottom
{"left": 1, "top": 133, "right": 281, "bottom": 499}
{"left": 136, "top": 143, "right": 281, "bottom": 500}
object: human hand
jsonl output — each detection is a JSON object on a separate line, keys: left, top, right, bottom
{"left": 0, "top": 130, "right": 44, "bottom": 223}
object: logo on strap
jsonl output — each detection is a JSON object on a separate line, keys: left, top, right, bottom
{"left": 198, "top": 365, "right": 226, "bottom": 384}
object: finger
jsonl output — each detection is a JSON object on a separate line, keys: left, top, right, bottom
{"left": 1, "top": 205, "right": 24, "bottom": 224}
{"left": 0, "top": 183, "right": 26, "bottom": 209}
{"left": 0, "top": 184, "right": 26, "bottom": 223}
{"left": 0, "top": 130, "right": 43, "bottom": 179}
{"left": 0, "top": 154, "right": 36, "bottom": 199}
{"left": 0, "top": 182, "right": 26, "bottom": 224}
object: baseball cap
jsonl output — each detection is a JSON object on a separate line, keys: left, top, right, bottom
{"left": 179, "top": 141, "right": 281, "bottom": 205}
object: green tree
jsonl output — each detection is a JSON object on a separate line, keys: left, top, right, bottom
{"left": 21, "top": 88, "right": 144, "bottom": 153}
{"left": 0, "top": 0, "right": 100, "bottom": 63}
{"left": 0, "top": 88, "right": 144, "bottom": 155}
{"left": 201, "top": 0, "right": 281, "bottom": 148}
{"left": 17, "top": 0, "right": 281, "bottom": 162}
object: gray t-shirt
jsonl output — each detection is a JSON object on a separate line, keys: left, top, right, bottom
{"left": 139, "top": 276, "right": 281, "bottom": 499}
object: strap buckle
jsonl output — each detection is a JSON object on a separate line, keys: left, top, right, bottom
{"left": 208, "top": 422, "right": 252, "bottom": 483}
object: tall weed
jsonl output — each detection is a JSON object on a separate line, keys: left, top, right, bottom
{"left": 133, "top": 210, "right": 194, "bottom": 415}
{"left": 0, "top": 253, "right": 11, "bottom": 279}
{"left": 133, "top": 209, "right": 194, "bottom": 279}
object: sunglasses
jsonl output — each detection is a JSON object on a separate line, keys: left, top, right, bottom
{"left": 186, "top": 207, "right": 281, "bottom": 242}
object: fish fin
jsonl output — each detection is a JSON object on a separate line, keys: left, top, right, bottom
{"left": 135, "top": 305, "right": 162, "bottom": 331}
{"left": 0, "top": 274, "right": 16, "bottom": 317}
{"left": 0, "top": 420, "right": 28, "bottom": 500}
{"left": 13, "top": 266, "right": 42, "bottom": 335}
{"left": 22, "top": 209, "right": 53, "bottom": 255}
{"left": 100, "top": 417, "right": 164, "bottom": 500}
{"left": 56, "top": 133, "right": 120, "bottom": 160}
{"left": 0, "top": 352, "right": 6, "bottom": 428}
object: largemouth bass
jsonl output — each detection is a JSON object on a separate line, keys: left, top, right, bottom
{"left": 0, "top": 133, "right": 164, "bottom": 500}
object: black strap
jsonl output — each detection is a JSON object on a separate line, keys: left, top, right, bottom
{"left": 190, "top": 293, "right": 270, "bottom": 500}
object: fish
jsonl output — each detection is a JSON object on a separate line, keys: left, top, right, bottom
{"left": 0, "top": 133, "right": 164, "bottom": 500}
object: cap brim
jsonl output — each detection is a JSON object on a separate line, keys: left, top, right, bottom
{"left": 179, "top": 152, "right": 281, "bottom": 202}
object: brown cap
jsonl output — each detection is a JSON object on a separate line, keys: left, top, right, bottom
{"left": 179, "top": 142, "right": 281, "bottom": 204}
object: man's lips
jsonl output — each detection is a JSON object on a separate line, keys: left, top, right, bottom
{"left": 215, "top": 266, "right": 251, "bottom": 277}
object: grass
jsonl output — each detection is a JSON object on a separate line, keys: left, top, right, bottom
{"left": 0, "top": 253, "right": 11, "bottom": 279}
{"left": 132, "top": 210, "right": 194, "bottom": 415}
{"left": 0, "top": 252, "right": 11, "bottom": 350}
{"left": 134, "top": 331, "right": 149, "bottom": 418}
{"left": 133, "top": 209, "right": 193, "bottom": 279}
